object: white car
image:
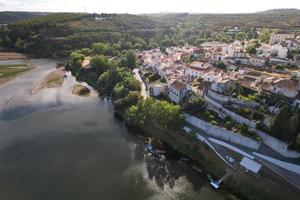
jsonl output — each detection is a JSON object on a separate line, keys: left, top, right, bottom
{"left": 182, "top": 126, "right": 191, "bottom": 133}
{"left": 226, "top": 156, "right": 235, "bottom": 163}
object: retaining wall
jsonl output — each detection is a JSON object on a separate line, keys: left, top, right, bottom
{"left": 185, "top": 114, "right": 261, "bottom": 150}
{"left": 204, "top": 94, "right": 257, "bottom": 128}
{"left": 256, "top": 130, "right": 300, "bottom": 158}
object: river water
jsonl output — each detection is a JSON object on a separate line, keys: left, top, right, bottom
{"left": 0, "top": 59, "right": 223, "bottom": 200}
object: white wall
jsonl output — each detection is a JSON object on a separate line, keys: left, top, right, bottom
{"left": 207, "top": 89, "right": 259, "bottom": 108}
{"left": 204, "top": 94, "right": 257, "bottom": 128}
{"left": 185, "top": 114, "right": 261, "bottom": 150}
{"left": 255, "top": 130, "right": 300, "bottom": 158}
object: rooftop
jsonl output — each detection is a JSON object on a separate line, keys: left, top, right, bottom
{"left": 240, "top": 157, "right": 262, "bottom": 174}
{"left": 171, "top": 80, "right": 186, "bottom": 91}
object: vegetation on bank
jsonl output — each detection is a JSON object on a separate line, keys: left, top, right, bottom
{"left": 72, "top": 84, "right": 91, "bottom": 96}
{"left": 66, "top": 42, "right": 184, "bottom": 132}
{"left": 43, "top": 68, "right": 64, "bottom": 88}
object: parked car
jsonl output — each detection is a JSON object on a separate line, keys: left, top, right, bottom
{"left": 226, "top": 156, "right": 235, "bottom": 163}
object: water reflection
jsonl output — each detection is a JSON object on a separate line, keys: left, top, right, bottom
{"left": 0, "top": 59, "right": 213, "bottom": 200}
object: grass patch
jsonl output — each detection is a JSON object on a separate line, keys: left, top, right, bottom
{"left": 0, "top": 64, "right": 32, "bottom": 82}
{"left": 45, "top": 73, "right": 64, "bottom": 88}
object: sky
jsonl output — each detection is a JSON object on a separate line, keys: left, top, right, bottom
{"left": 0, "top": 0, "right": 300, "bottom": 14}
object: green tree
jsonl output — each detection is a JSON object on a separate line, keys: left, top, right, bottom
{"left": 91, "top": 55, "right": 110, "bottom": 74}
{"left": 183, "top": 95, "right": 205, "bottom": 115}
{"left": 235, "top": 32, "right": 248, "bottom": 41}
{"left": 271, "top": 106, "right": 298, "bottom": 142}
{"left": 69, "top": 52, "right": 84, "bottom": 75}
{"left": 246, "top": 45, "right": 257, "bottom": 55}
{"left": 92, "top": 42, "right": 113, "bottom": 55}
{"left": 125, "top": 98, "right": 184, "bottom": 130}
{"left": 259, "top": 28, "right": 271, "bottom": 43}
{"left": 126, "top": 51, "right": 136, "bottom": 70}
{"left": 216, "top": 61, "right": 226, "bottom": 70}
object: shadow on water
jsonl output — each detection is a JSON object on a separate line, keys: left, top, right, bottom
{"left": 129, "top": 126, "right": 207, "bottom": 191}
{"left": 0, "top": 102, "right": 63, "bottom": 121}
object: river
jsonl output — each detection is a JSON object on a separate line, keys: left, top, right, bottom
{"left": 0, "top": 59, "right": 223, "bottom": 200}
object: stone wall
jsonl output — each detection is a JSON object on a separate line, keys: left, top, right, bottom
{"left": 204, "top": 94, "right": 257, "bottom": 128}
{"left": 207, "top": 89, "right": 259, "bottom": 108}
{"left": 185, "top": 114, "right": 261, "bottom": 150}
{"left": 256, "top": 130, "right": 300, "bottom": 158}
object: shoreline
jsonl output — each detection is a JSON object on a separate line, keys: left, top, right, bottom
{"left": 128, "top": 121, "right": 300, "bottom": 199}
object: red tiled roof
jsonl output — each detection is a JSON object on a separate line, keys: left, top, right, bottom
{"left": 171, "top": 80, "right": 186, "bottom": 91}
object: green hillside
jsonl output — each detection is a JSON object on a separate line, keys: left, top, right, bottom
{"left": 0, "top": 11, "right": 49, "bottom": 24}
{"left": 1, "top": 10, "right": 300, "bottom": 57}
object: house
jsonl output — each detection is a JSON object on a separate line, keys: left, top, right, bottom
{"left": 201, "top": 41, "right": 227, "bottom": 50}
{"left": 256, "top": 43, "right": 272, "bottom": 57}
{"left": 211, "top": 79, "right": 234, "bottom": 94}
{"left": 149, "top": 82, "right": 168, "bottom": 97}
{"left": 223, "top": 57, "right": 249, "bottom": 65}
{"left": 269, "top": 32, "right": 294, "bottom": 45}
{"left": 286, "top": 39, "right": 300, "bottom": 49}
{"left": 227, "top": 40, "right": 247, "bottom": 58}
{"left": 168, "top": 80, "right": 188, "bottom": 103}
{"left": 203, "top": 71, "right": 223, "bottom": 82}
{"left": 210, "top": 52, "right": 225, "bottom": 63}
{"left": 272, "top": 43, "right": 288, "bottom": 59}
{"left": 240, "top": 157, "right": 262, "bottom": 174}
{"left": 263, "top": 79, "right": 299, "bottom": 98}
{"left": 184, "top": 61, "right": 211, "bottom": 78}
{"left": 249, "top": 56, "right": 268, "bottom": 67}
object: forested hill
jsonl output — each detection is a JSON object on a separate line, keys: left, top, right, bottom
{"left": 1, "top": 10, "right": 300, "bottom": 57}
{"left": 148, "top": 10, "right": 300, "bottom": 31}
{"left": 0, "top": 13, "right": 169, "bottom": 57}
{"left": 257, "top": 9, "right": 300, "bottom": 14}
{"left": 0, "top": 11, "right": 50, "bottom": 24}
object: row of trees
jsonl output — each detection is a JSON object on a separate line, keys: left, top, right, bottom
{"left": 125, "top": 98, "right": 184, "bottom": 130}
{"left": 67, "top": 42, "right": 184, "bottom": 131}
{"left": 270, "top": 106, "right": 300, "bottom": 144}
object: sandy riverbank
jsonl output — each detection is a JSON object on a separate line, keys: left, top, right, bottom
{"left": 0, "top": 52, "right": 27, "bottom": 60}
{"left": 31, "top": 67, "right": 65, "bottom": 94}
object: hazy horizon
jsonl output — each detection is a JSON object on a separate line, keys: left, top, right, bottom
{"left": 0, "top": 0, "right": 300, "bottom": 14}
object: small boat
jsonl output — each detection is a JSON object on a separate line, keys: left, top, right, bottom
{"left": 210, "top": 181, "right": 220, "bottom": 189}
{"left": 180, "top": 157, "right": 190, "bottom": 162}
{"left": 192, "top": 166, "right": 202, "bottom": 173}
{"left": 146, "top": 143, "right": 153, "bottom": 151}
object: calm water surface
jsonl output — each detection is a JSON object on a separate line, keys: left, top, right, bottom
{"left": 0, "top": 59, "right": 222, "bottom": 200}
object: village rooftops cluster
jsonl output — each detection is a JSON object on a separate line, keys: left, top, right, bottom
{"left": 138, "top": 31, "right": 300, "bottom": 105}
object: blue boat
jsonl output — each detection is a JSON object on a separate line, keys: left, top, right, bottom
{"left": 146, "top": 143, "right": 153, "bottom": 151}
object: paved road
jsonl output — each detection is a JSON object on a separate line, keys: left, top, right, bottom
{"left": 185, "top": 122, "right": 300, "bottom": 190}
{"left": 133, "top": 68, "right": 148, "bottom": 99}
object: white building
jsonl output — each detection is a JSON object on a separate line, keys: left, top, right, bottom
{"left": 149, "top": 82, "right": 168, "bottom": 97}
{"left": 270, "top": 32, "right": 294, "bottom": 45}
{"left": 227, "top": 40, "right": 247, "bottom": 58}
{"left": 262, "top": 79, "right": 300, "bottom": 98}
{"left": 249, "top": 56, "right": 267, "bottom": 67}
{"left": 240, "top": 157, "right": 262, "bottom": 174}
{"left": 168, "top": 80, "right": 188, "bottom": 103}
{"left": 272, "top": 44, "right": 288, "bottom": 59}
{"left": 184, "top": 61, "right": 211, "bottom": 78}
{"left": 210, "top": 52, "right": 225, "bottom": 63}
